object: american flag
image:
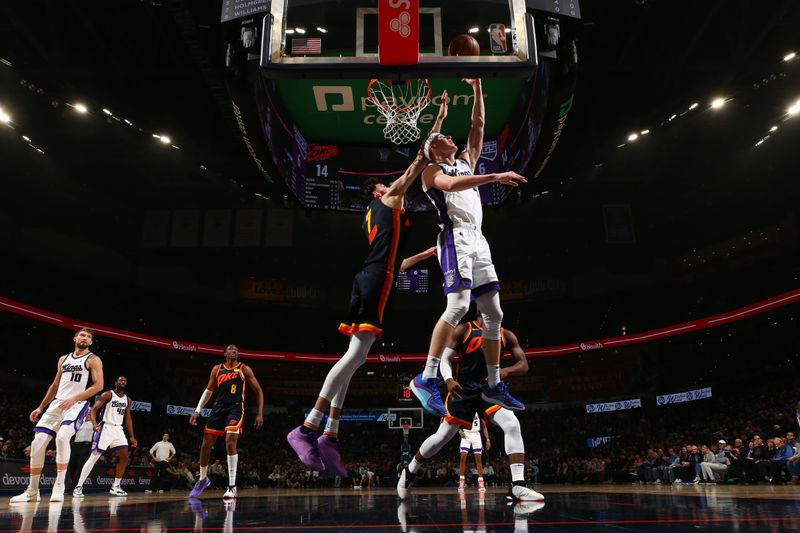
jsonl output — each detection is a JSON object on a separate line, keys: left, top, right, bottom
{"left": 291, "top": 38, "right": 322, "bottom": 55}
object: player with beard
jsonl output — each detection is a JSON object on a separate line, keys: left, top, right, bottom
{"left": 72, "top": 375, "right": 138, "bottom": 497}
{"left": 10, "top": 328, "right": 104, "bottom": 503}
{"left": 189, "top": 345, "right": 264, "bottom": 500}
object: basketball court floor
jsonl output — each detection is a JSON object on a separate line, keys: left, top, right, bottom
{"left": 3, "top": 486, "right": 800, "bottom": 532}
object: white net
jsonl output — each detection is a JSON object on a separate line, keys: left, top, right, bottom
{"left": 368, "top": 79, "right": 432, "bottom": 145}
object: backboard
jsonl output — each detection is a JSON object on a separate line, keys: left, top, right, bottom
{"left": 262, "top": 0, "right": 536, "bottom": 79}
{"left": 388, "top": 407, "right": 424, "bottom": 429}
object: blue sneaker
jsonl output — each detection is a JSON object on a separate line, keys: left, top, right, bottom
{"left": 481, "top": 382, "right": 525, "bottom": 411}
{"left": 409, "top": 374, "right": 446, "bottom": 417}
{"left": 189, "top": 476, "right": 211, "bottom": 498}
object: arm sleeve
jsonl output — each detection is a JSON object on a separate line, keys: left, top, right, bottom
{"left": 195, "top": 388, "right": 213, "bottom": 413}
{"left": 440, "top": 347, "right": 457, "bottom": 380}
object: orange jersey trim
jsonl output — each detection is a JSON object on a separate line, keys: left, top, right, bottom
{"left": 444, "top": 392, "right": 473, "bottom": 429}
{"left": 203, "top": 427, "right": 224, "bottom": 436}
{"left": 376, "top": 209, "right": 402, "bottom": 322}
{"left": 338, "top": 322, "right": 383, "bottom": 339}
{"left": 484, "top": 405, "right": 502, "bottom": 424}
{"left": 224, "top": 404, "right": 245, "bottom": 434}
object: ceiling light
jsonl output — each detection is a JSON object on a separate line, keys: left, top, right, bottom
{"left": 769, "top": 125, "right": 778, "bottom": 132}
{"left": 689, "top": 102, "right": 699, "bottom": 110}
{"left": 640, "top": 129, "right": 650, "bottom": 135}
{"left": 286, "top": 29, "right": 295, "bottom": 34}
{"left": 102, "top": 108, "right": 112, "bottom": 115}
{"left": 0, "top": 110, "right": 10, "bottom": 124}
{"left": 74, "top": 103, "right": 88, "bottom": 113}
{"left": 159, "top": 135, "right": 171, "bottom": 144}
{"left": 316, "top": 27, "right": 327, "bottom": 33}
{"left": 468, "top": 27, "right": 479, "bottom": 34}
{"left": 784, "top": 52, "right": 796, "bottom": 62}
{"left": 788, "top": 99, "right": 800, "bottom": 116}
{"left": 669, "top": 114, "right": 677, "bottom": 121}
{"left": 710, "top": 98, "right": 726, "bottom": 109}
{"left": 295, "top": 28, "right": 306, "bottom": 34}
{"left": 627, "top": 133, "right": 639, "bottom": 141}
{"left": 22, "top": 135, "right": 30, "bottom": 141}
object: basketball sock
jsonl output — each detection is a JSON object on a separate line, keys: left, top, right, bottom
{"left": 199, "top": 465, "right": 208, "bottom": 480}
{"left": 55, "top": 469, "right": 66, "bottom": 486}
{"left": 422, "top": 355, "right": 441, "bottom": 379}
{"left": 510, "top": 463, "right": 525, "bottom": 483}
{"left": 459, "top": 475, "right": 465, "bottom": 480}
{"left": 487, "top": 364, "right": 501, "bottom": 387}
{"left": 227, "top": 454, "right": 238, "bottom": 487}
{"left": 113, "top": 477, "right": 122, "bottom": 488}
{"left": 324, "top": 417, "right": 339, "bottom": 438}
{"left": 303, "top": 408, "right": 324, "bottom": 431}
{"left": 408, "top": 457, "right": 421, "bottom": 474}
{"left": 30, "top": 474, "right": 41, "bottom": 490}
{"left": 77, "top": 452, "right": 102, "bottom": 487}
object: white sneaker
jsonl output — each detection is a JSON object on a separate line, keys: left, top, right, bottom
{"left": 507, "top": 484, "right": 545, "bottom": 502}
{"left": 674, "top": 478, "right": 682, "bottom": 484}
{"left": 10, "top": 487, "right": 40, "bottom": 503}
{"left": 223, "top": 485, "right": 237, "bottom": 500}
{"left": 109, "top": 485, "right": 128, "bottom": 496}
{"left": 396, "top": 467, "right": 415, "bottom": 500}
{"left": 50, "top": 482, "right": 65, "bottom": 502}
{"left": 457, "top": 479, "right": 465, "bottom": 493}
{"left": 478, "top": 478, "right": 486, "bottom": 493}
{"left": 72, "top": 487, "right": 84, "bottom": 498}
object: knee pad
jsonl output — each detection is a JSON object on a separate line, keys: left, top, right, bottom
{"left": 30, "top": 433, "right": 51, "bottom": 468}
{"left": 492, "top": 409, "right": 524, "bottom": 455}
{"left": 55, "top": 427, "right": 75, "bottom": 464}
{"left": 440, "top": 290, "right": 471, "bottom": 328}
{"left": 476, "top": 292, "right": 503, "bottom": 340}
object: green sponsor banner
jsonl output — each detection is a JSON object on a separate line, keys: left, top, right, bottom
{"left": 274, "top": 78, "right": 525, "bottom": 145}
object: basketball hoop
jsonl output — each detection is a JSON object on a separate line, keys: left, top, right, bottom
{"left": 401, "top": 422, "right": 411, "bottom": 438}
{"left": 367, "top": 78, "right": 432, "bottom": 145}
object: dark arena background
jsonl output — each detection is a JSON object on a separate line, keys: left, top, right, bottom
{"left": 1, "top": 1, "right": 800, "bottom": 531}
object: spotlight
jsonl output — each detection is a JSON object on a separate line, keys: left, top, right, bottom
{"left": 295, "top": 28, "right": 306, "bottom": 34}
{"left": 316, "top": 27, "right": 327, "bottom": 33}
{"left": 468, "top": 27, "right": 479, "bottom": 34}
{"left": 640, "top": 129, "right": 650, "bottom": 135}
{"left": 102, "top": 108, "right": 112, "bottom": 115}
{"left": 710, "top": 98, "right": 726, "bottom": 109}
{"left": 22, "top": 135, "right": 30, "bottom": 141}
{"left": 769, "top": 125, "right": 778, "bottom": 132}
{"left": 689, "top": 102, "right": 699, "bottom": 110}
{"left": 627, "top": 133, "right": 639, "bottom": 142}
{"left": 784, "top": 52, "right": 796, "bottom": 62}
{"left": 788, "top": 99, "right": 800, "bottom": 116}
{"left": 0, "top": 110, "right": 10, "bottom": 124}
{"left": 158, "top": 135, "right": 171, "bottom": 144}
{"left": 74, "top": 103, "right": 88, "bottom": 113}
{"left": 286, "top": 29, "right": 295, "bottom": 34}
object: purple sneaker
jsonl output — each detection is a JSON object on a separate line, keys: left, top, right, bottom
{"left": 317, "top": 435, "right": 347, "bottom": 477}
{"left": 481, "top": 382, "right": 525, "bottom": 411}
{"left": 189, "top": 476, "right": 211, "bottom": 498}
{"left": 287, "top": 425, "right": 325, "bottom": 471}
{"left": 409, "top": 374, "right": 446, "bottom": 417}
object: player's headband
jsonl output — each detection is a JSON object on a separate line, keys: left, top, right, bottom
{"left": 424, "top": 132, "right": 444, "bottom": 160}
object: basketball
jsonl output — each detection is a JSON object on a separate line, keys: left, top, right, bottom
{"left": 448, "top": 34, "right": 481, "bottom": 56}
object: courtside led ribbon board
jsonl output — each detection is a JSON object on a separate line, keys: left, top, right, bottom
{"left": 656, "top": 387, "right": 712, "bottom": 406}
{"left": 586, "top": 399, "right": 641, "bottom": 414}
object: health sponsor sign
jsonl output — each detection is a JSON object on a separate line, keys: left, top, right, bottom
{"left": 656, "top": 387, "right": 712, "bottom": 406}
{"left": 166, "top": 405, "right": 211, "bottom": 418}
{"left": 1, "top": 460, "right": 154, "bottom": 491}
{"left": 585, "top": 399, "right": 641, "bottom": 414}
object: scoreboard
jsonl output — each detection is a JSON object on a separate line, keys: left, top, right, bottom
{"left": 397, "top": 384, "right": 413, "bottom": 403}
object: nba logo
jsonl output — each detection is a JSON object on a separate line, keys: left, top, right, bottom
{"left": 489, "top": 24, "right": 507, "bottom": 54}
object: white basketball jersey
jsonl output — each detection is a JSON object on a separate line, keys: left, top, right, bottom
{"left": 466, "top": 413, "right": 481, "bottom": 434}
{"left": 56, "top": 352, "right": 93, "bottom": 400}
{"left": 102, "top": 391, "right": 128, "bottom": 426}
{"left": 423, "top": 158, "right": 483, "bottom": 228}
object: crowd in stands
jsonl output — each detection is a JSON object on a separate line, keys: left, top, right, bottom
{"left": 1, "top": 371, "right": 799, "bottom": 491}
